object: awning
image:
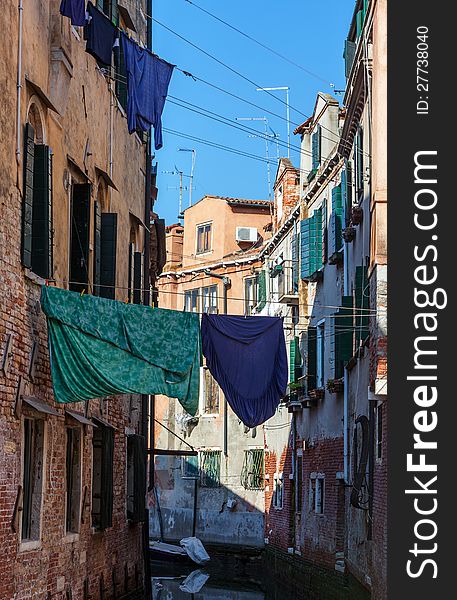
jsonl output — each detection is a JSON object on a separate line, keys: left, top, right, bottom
{"left": 92, "top": 416, "right": 116, "bottom": 429}
{"left": 95, "top": 166, "right": 118, "bottom": 191}
{"left": 23, "top": 396, "right": 60, "bottom": 416}
{"left": 25, "top": 76, "right": 60, "bottom": 114}
{"left": 65, "top": 409, "right": 97, "bottom": 427}
{"left": 67, "top": 155, "right": 90, "bottom": 181}
{"left": 129, "top": 210, "right": 150, "bottom": 232}
{"left": 118, "top": 4, "right": 137, "bottom": 31}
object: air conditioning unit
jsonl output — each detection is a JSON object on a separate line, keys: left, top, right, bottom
{"left": 236, "top": 226, "right": 258, "bottom": 242}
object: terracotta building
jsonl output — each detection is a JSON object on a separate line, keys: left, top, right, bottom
{"left": 149, "top": 195, "right": 273, "bottom": 548}
{"left": 0, "top": 1, "right": 160, "bottom": 597}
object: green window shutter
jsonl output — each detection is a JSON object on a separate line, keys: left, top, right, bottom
{"left": 334, "top": 295, "right": 354, "bottom": 378}
{"left": 321, "top": 199, "right": 327, "bottom": 264}
{"left": 289, "top": 338, "right": 296, "bottom": 384}
{"left": 22, "top": 123, "right": 35, "bottom": 269}
{"left": 341, "top": 164, "right": 353, "bottom": 226}
{"left": 100, "top": 426, "right": 114, "bottom": 530}
{"left": 93, "top": 201, "right": 102, "bottom": 295}
{"left": 355, "top": 266, "right": 370, "bottom": 345}
{"left": 314, "top": 207, "right": 323, "bottom": 271}
{"left": 257, "top": 270, "right": 267, "bottom": 311}
{"left": 291, "top": 234, "right": 299, "bottom": 292}
{"left": 100, "top": 213, "right": 118, "bottom": 299}
{"left": 114, "top": 31, "right": 128, "bottom": 110}
{"left": 311, "top": 125, "right": 321, "bottom": 171}
{"left": 356, "top": 128, "right": 364, "bottom": 198}
{"left": 31, "top": 145, "right": 53, "bottom": 279}
{"left": 331, "top": 185, "right": 343, "bottom": 253}
{"left": 356, "top": 10, "right": 363, "bottom": 38}
{"left": 308, "top": 213, "right": 318, "bottom": 276}
{"left": 344, "top": 39, "right": 356, "bottom": 79}
{"left": 307, "top": 327, "right": 317, "bottom": 391}
{"left": 300, "top": 218, "right": 310, "bottom": 279}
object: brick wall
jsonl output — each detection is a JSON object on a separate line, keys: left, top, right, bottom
{"left": 372, "top": 398, "right": 387, "bottom": 600}
{"left": 264, "top": 443, "right": 294, "bottom": 552}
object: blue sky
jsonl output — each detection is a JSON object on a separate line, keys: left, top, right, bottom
{"left": 152, "top": 0, "right": 354, "bottom": 225}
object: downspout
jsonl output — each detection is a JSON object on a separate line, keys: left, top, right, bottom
{"left": 16, "top": 0, "right": 24, "bottom": 181}
{"left": 343, "top": 240, "right": 349, "bottom": 483}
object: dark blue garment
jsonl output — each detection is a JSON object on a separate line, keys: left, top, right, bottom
{"left": 60, "top": 0, "right": 86, "bottom": 27}
{"left": 121, "top": 33, "right": 174, "bottom": 149}
{"left": 84, "top": 2, "right": 118, "bottom": 66}
{"left": 201, "top": 314, "right": 288, "bottom": 428}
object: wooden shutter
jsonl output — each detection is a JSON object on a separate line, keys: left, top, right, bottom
{"left": 356, "top": 128, "right": 364, "bottom": 199}
{"left": 355, "top": 266, "right": 370, "bottom": 345}
{"left": 100, "top": 213, "right": 118, "bottom": 299}
{"left": 133, "top": 251, "right": 142, "bottom": 304}
{"left": 100, "top": 426, "right": 114, "bottom": 530}
{"left": 314, "top": 208, "right": 323, "bottom": 272}
{"left": 307, "top": 327, "right": 317, "bottom": 391}
{"left": 93, "top": 201, "right": 101, "bottom": 295}
{"left": 22, "top": 123, "right": 35, "bottom": 269}
{"left": 300, "top": 218, "right": 310, "bottom": 279}
{"left": 331, "top": 185, "right": 343, "bottom": 253}
{"left": 344, "top": 40, "right": 356, "bottom": 78}
{"left": 114, "top": 32, "right": 127, "bottom": 110}
{"left": 128, "top": 435, "right": 146, "bottom": 523}
{"left": 334, "top": 295, "right": 354, "bottom": 378}
{"left": 321, "top": 199, "right": 327, "bottom": 264}
{"left": 257, "top": 270, "right": 266, "bottom": 311}
{"left": 341, "top": 165, "right": 353, "bottom": 227}
{"left": 128, "top": 242, "right": 134, "bottom": 302}
{"left": 289, "top": 338, "right": 296, "bottom": 384}
{"left": 31, "top": 145, "right": 53, "bottom": 278}
{"left": 291, "top": 233, "right": 299, "bottom": 292}
{"left": 70, "top": 184, "right": 91, "bottom": 292}
{"left": 155, "top": 218, "right": 167, "bottom": 273}
{"left": 356, "top": 9, "right": 364, "bottom": 38}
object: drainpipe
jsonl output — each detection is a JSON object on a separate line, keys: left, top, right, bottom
{"left": 343, "top": 241, "right": 349, "bottom": 484}
{"left": 16, "top": 0, "right": 24, "bottom": 177}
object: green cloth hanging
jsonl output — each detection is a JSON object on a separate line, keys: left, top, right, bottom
{"left": 40, "top": 286, "right": 200, "bottom": 415}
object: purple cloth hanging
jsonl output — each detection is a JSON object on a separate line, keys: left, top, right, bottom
{"left": 201, "top": 314, "right": 288, "bottom": 428}
{"left": 121, "top": 33, "right": 174, "bottom": 149}
{"left": 60, "top": 0, "right": 86, "bottom": 27}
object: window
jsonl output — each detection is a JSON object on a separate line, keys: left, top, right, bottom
{"left": 70, "top": 183, "right": 91, "bottom": 293}
{"left": 240, "top": 449, "right": 264, "bottom": 490}
{"left": 66, "top": 427, "right": 82, "bottom": 534}
{"left": 196, "top": 223, "right": 212, "bottom": 254}
{"left": 184, "top": 288, "right": 199, "bottom": 312}
{"left": 316, "top": 321, "right": 325, "bottom": 388}
{"left": 92, "top": 423, "right": 114, "bottom": 530}
{"left": 203, "top": 367, "right": 219, "bottom": 414}
{"left": 309, "top": 476, "right": 325, "bottom": 514}
{"left": 200, "top": 449, "right": 221, "bottom": 488}
{"left": 244, "top": 277, "right": 257, "bottom": 315}
{"left": 376, "top": 403, "right": 383, "bottom": 461}
{"left": 21, "top": 121, "right": 53, "bottom": 278}
{"left": 202, "top": 285, "right": 218, "bottom": 313}
{"left": 295, "top": 453, "right": 303, "bottom": 513}
{"left": 355, "top": 127, "right": 364, "bottom": 201}
{"left": 182, "top": 454, "right": 199, "bottom": 479}
{"left": 308, "top": 125, "right": 321, "bottom": 182}
{"left": 126, "top": 435, "right": 146, "bottom": 523}
{"left": 289, "top": 337, "right": 302, "bottom": 384}
{"left": 21, "top": 418, "right": 45, "bottom": 542}
{"left": 273, "top": 472, "right": 284, "bottom": 509}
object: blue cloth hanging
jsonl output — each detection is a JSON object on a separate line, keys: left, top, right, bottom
{"left": 201, "top": 314, "right": 288, "bottom": 428}
{"left": 60, "top": 0, "right": 86, "bottom": 27}
{"left": 84, "top": 2, "right": 118, "bottom": 66}
{"left": 121, "top": 33, "right": 174, "bottom": 149}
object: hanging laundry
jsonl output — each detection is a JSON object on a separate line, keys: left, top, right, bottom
{"left": 121, "top": 33, "right": 174, "bottom": 149}
{"left": 201, "top": 314, "right": 288, "bottom": 428}
{"left": 41, "top": 286, "right": 200, "bottom": 415}
{"left": 84, "top": 2, "right": 118, "bottom": 66}
{"left": 60, "top": 0, "right": 86, "bottom": 27}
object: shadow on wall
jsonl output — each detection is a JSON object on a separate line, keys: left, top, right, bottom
{"left": 148, "top": 454, "right": 265, "bottom": 548}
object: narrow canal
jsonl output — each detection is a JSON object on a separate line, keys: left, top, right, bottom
{"left": 149, "top": 549, "right": 371, "bottom": 600}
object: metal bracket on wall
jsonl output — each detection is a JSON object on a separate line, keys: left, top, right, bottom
{"left": 1, "top": 334, "right": 13, "bottom": 376}
{"left": 29, "top": 340, "right": 39, "bottom": 382}
{"left": 14, "top": 376, "right": 25, "bottom": 419}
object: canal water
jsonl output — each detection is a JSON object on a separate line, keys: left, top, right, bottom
{"left": 149, "top": 549, "right": 371, "bottom": 600}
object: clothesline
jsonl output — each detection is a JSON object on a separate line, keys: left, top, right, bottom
{"left": 44, "top": 279, "right": 377, "bottom": 314}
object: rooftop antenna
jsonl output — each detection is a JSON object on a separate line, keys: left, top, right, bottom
{"left": 236, "top": 116, "right": 275, "bottom": 200}
{"left": 256, "top": 86, "right": 290, "bottom": 159}
{"left": 178, "top": 148, "right": 196, "bottom": 207}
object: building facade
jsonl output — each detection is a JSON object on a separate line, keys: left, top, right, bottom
{"left": 0, "top": 1, "right": 158, "bottom": 597}
{"left": 150, "top": 195, "right": 272, "bottom": 548}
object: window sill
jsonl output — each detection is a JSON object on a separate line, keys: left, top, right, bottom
{"left": 63, "top": 532, "right": 80, "bottom": 543}
{"left": 19, "top": 540, "right": 41, "bottom": 553}
{"left": 24, "top": 269, "right": 46, "bottom": 287}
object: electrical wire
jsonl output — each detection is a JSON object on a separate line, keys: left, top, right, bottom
{"left": 183, "top": 0, "right": 335, "bottom": 87}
